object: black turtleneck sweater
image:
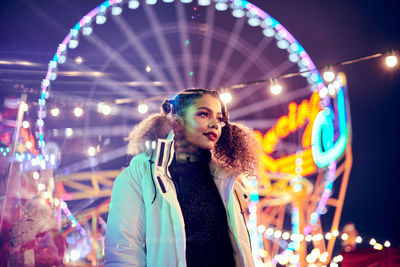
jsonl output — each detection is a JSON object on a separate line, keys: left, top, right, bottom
{"left": 169, "top": 151, "right": 235, "bottom": 267}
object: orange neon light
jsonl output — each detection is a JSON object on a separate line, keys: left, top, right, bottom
{"left": 255, "top": 92, "right": 322, "bottom": 176}
{"left": 255, "top": 92, "right": 321, "bottom": 155}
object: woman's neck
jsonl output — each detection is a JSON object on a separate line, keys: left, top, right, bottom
{"left": 174, "top": 140, "right": 209, "bottom": 163}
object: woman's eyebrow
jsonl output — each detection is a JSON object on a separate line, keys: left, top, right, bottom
{"left": 197, "top": 106, "right": 222, "bottom": 115}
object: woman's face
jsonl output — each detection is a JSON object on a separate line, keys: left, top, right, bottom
{"left": 180, "top": 94, "right": 224, "bottom": 150}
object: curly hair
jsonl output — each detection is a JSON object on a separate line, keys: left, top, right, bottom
{"left": 127, "top": 89, "right": 260, "bottom": 175}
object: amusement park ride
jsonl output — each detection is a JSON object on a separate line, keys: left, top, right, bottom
{"left": 1, "top": 0, "right": 354, "bottom": 266}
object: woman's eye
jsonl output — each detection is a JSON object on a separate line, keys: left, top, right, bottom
{"left": 217, "top": 117, "right": 223, "bottom": 122}
{"left": 198, "top": 112, "right": 208, "bottom": 118}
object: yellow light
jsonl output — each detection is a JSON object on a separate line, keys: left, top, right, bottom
{"left": 265, "top": 227, "right": 274, "bottom": 236}
{"left": 53, "top": 198, "right": 60, "bottom": 207}
{"left": 88, "top": 146, "right": 96, "bottom": 157}
{"left": 384, "top": 241, "right": 391, "bottom": 247}
{"left": 22, "top": 120, "right": 30, "bottom": 128}
{"left": 32, "top": 171, "right": 40, "bottom": 180}
{"left": 306, "top": 254, "right": 316, "bottom": 264}
{"left": 75, "top": 56, "right": 84, "bottom": 64}
{"left": 332, "top": 229, "right": 339, "bottom": 237}
{"left": 74, "top": 107, "right": 83, "bottom": 117}
{"left": 330, "top": 262, "right": 339, "bottom": 267}
{"left": 311, "top": 248, "right": 320, "bottom": 257}
{"left": 138, "top": 103, "right": 149, "bottom": 114}
{"left": 282, "top": 231, "right": 290, "bottom": 240}
{"left": 385, "top": 55, "right": 398, "bottom": 68}
{"left": 270, "top": 84, "right": 282, "bottom": 95}
{"left": 305, "top": 235, "right": 312, "bottom": 242}
{"left": 51, "top": 107, "right": 60, "bottom": 117}
{"left": 369, "top": 238, "right": 376, "bottom": 246}
{"left": 373, "top": 243, "right": 383, "bottom": 250}
{"left": 26, "top": 141, "right": 32, "bottom": 149}
{"left": 341, "top": 233, "right": 348, "bottom": 241}
{"left": 220, "top": 92, "right": 232, "bottom": 104}
{"left": 273, "top": 230, "right": 282, "bottom": 238}
{"left": 257, "top": 225, "right": 266, "bottom": 233}
{"left": 325, "top": 232, "right": 332, "bottom": 240}
{"left": 355, "top": 236, "right": 362, "bottom": 243}
{"left": 21, "top": 102, "right": 29, "bottom": 112}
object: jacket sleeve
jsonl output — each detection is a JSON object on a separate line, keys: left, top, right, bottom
{"left": 104, "top": 157, "right": 147, "bottom": 266}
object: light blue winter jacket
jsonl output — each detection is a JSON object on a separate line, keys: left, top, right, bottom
{"left": 104, "top": 132, "right": 254, "bottom": 267}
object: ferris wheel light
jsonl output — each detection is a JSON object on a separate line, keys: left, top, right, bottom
{"left": 369, "top": 238, "right": 376, "bottom": 245}
{"left": 74, "top": 107, "right": 83, "bottom": 117}
{"left": 88, "top": 146, "right": 96, "bottom": 157}
{"left": 112, "top": 5, "right": 123, "bottom": 16}
{"left": 68, "top": 39, "right": 79, "bottom": 49}
{"left": 96, "top": 14, "right": 107, "bottom": 24}
{"left": 384, "top": 241, "right": 391, "bottom": 247}
{"left": 232, "top": 8, "right": 245, "bottom": 18}
{"left": 128, "top": 0, "right": 140, "bottom": 9}
{"left": 70, "top": 249, "right": 80, "bottom": 262}
{"left": 355, "top": 236, "right": 362, "bottom": 243}
{"left": 385, "top": 55, "right": 398, "bottom": 68}
{"left": 220, "top": 92, "right": 232, "bottom": 104}
{"left": 373, "top": 243, "right": 383, "bottom": 250}
{"left": 145, "top": 65, "right": 151, "bottom": 72}
{"left": 198, "top": 0, "right": 211, "bottom": 6}
{"left": 138, "top": 103, "right": 149, "bottom": 114}
{"left": 82, "top": 26, "right": 92, "bottom": 36}
{"left": 265, "top": 227, "right": 273, "bottom": 236}
{"left": 248, "top": 17, "right": 260, "bottom": 27}
{"left": 341, "top": 233, "right": 348, "bottom": 240}
{"left": 51, "top": 107, "right": 60, "bottom": 117}
{"left": 162, "top": 0, "right": 174, "bottom": 2}
{"left": 180, "top": 0, "right": 192, "bottom": 3}
{"left": 26, "top": 141, "right": 33, "bottom": 150}
{"left": 270, "top": 83, "right": 282, "bottom": 95}
{"left": 146, "top": 0, "right": 157, "bottom": 5}
{"left": 215, "top": 2, "right": 228, "bottom": 11}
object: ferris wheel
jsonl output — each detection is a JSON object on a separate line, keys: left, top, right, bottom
{"left": 36, "top": 0, "right": 352, "bottom": 265}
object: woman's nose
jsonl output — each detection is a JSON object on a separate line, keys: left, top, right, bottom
{"left": 208, "top": 118, "right": 218, "bottom": 128}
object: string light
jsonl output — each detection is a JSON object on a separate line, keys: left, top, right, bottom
{"left": 87, "top": 146, "right": 96, "bottom": 157}
{"left": 74, "top": 56, "right": 84, "bottom": 64}
{"left": 128, "top": 0, "right": 140, "bottom": 9}
{"left": 73, "top": 107, "right": 83, "bottom": 117}
{"left": 385, "top": 54, "right": 398, "bottom": 68}
{"left": 323, "top": 68, "right": 335, "bottom": 82}
{"left": 220, "top": 92, "right": 232, "bottom": 104}
{"left": 138, "top": 103, "right": 149, "bottom": 114}
{"left": 270, "top": 81, "right": 282, "bottom": 95}
{"left": 51, "top": 107, "right": 60, "bottom": 117}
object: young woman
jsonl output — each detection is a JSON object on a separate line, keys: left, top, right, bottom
{"left": 105, "top": 89, "right": 259, "bottom": 266}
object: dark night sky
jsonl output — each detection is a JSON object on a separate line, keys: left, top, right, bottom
{"left": 1, "top": 0, "right": 399, "bottom": 250}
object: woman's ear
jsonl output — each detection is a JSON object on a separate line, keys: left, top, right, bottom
{"left": 172, "top": 113, "right": 183, "bottom": 124}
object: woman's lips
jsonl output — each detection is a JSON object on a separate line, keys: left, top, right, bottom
{"left": 204, "top": 132, "right": 217, "bottom": 141}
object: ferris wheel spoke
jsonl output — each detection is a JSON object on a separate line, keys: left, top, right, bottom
{"left": 227, "top": 37, "right": 274, "bottom": 86}
{"left": 111, "top": 15, "right": 173, "bottom": 93}
{"left": 198, "top": 5, "right": 215, "bottom": 88}
{"left": 143, "top": 4, "right": 184, "bottom": 91}
{"left": 84, "top": 34, "right": 161, "bottom": 96}
{"left": 229, "top": 86, "right": 310, "bottom": 120}
{"left": 208, "top": 18, "right": 245, "bottom": 89}
{"left": 176, "top": 2, "right": 194, "bottom": 89}
{"left": 56, "top": 146, "right": 127, "bottom": 176}
{"left": 63, "top": 61, "right": 143, "bottom": 99}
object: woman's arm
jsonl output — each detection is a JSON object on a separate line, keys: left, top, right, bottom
{"left": 104, "top": 160, "right": 146, "bottom": 266}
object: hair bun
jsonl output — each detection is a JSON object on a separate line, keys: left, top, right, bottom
{"left": 161, "top": 99, "right": 172, "bottom": 114}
